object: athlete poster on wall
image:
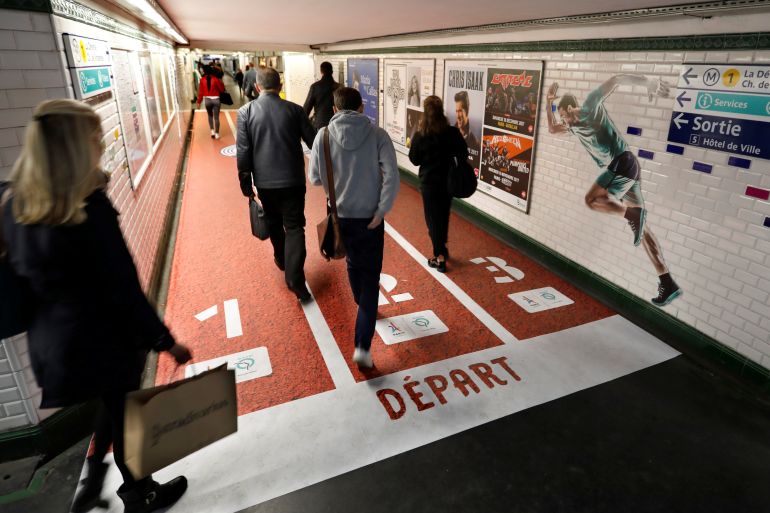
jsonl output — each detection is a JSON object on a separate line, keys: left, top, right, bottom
{"left": 347, "top": 59, "right": 379, "bottom": 125}
{"left": 384, "top": 59, "right": 435, "bottom": 153}
{"left": 443, "top": 60, "right": 543, "bottom": 213}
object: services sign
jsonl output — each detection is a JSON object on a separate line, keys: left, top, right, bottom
{"left": 666, "top": 63, "right": 770, "bottom": 160}
{"left": 71, "top": 66, "right": 112, "bottom": 100}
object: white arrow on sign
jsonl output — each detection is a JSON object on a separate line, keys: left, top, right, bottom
{"left": 673, "top": 113, "right": 689, "bottom": 130}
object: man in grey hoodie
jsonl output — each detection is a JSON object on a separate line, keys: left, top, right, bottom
{"left": 308, "top": 87, "right": 400, "bottom": 368}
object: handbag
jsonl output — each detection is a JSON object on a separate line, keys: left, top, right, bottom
{"left": 219, "top": 91, "right": 233, "bottom": 105}
{"left": 249, "top": 197, "right": 269, "bottom": 240}
{"left": 447, "top": 154, "right": 477, "bottom": 199}
{"left": 0, "top": 183, "right": 33, "bottom": 339}
{"left": 124, "top": 365, "right": 237, "bottom": 479}
{"left": 316, "top": 128, "right": 346, "bottom": 261}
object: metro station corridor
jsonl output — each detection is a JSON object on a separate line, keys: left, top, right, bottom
{"left": 1, "top": 1, "right": 770, "bottom": 512}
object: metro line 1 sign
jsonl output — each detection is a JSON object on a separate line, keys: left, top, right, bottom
{"left": 666, "top": 63, "right": 770, "bottom": 160}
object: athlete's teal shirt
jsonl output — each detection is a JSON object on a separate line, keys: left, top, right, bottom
{"left": 568, "top": 87, "right": 628, "bottom": 169}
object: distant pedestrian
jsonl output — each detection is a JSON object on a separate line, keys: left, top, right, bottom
{"left": 243, "top": 63, "right": 258, "bottom": 101}
{"left": 303, "top": 61, "right": 340, "bottom": 129}
{"left": 197, "top": 65, "right": 225, "bottom": 139}
{"left": 237, "top": 67, "right": 317, "bottom": 302}
{"left": 235, "top": 67, "right": 244, "bottom": 98}
{"left": 408, "top": 95, "right": 467, "bottom": 273}
{"left": 308, "top": 87, "right": 400, "bottom": 367}
{"left": 1, "top": 99, "right": 193, "bottom": 513}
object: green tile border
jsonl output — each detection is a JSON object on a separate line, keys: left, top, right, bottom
{"left": 0, "top": 401, "right": 97, "bottom": 464}
{"left": 322, "top": 32, "right": 770, "bottom": 55}
{"left": 399, "top": 168, "right": 770, "bottom": 393}
{"left": 0, "top": 0, "right": 51, "bottom": 13}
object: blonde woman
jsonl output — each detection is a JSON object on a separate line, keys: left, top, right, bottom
{"left": 0, "top": 100, "right": 192, "bottom": 513}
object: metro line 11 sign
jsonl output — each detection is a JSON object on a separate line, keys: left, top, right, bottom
{"left": 666, "top": 63, "right": 770, "bottom": 160}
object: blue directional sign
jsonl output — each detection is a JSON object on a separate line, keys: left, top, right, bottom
{"left": 667, "top": 63, "right": 770, "bottom": 161}
{"left": 667, "top": 112, "right": 770, "bottom": 159}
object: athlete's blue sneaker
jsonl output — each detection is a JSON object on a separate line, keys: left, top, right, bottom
{"left": 652, "top": 280, "right": 682, "bottom": 306}
{"left": 626, "top": 207, "right": 646, "bottom": 246}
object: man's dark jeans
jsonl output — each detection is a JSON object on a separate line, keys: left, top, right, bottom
{"left": 257, "top": 186, "right": 307, "bottom": 290}
{"left": 338, "top": 218, "right": 384, "bottom": 352}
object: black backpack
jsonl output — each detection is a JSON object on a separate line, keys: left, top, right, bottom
{"left": 447, "top": 154, "right": 477, "bottom": 199}
{"left": 0, "top": 182, "right": 33, "bottom": 339}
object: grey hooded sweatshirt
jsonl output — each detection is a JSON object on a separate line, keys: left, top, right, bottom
{"left": 308, "top": 110, "right": 399, "bottom": 219}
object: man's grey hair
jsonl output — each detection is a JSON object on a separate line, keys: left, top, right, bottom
{"left": 257, "top": 67, "right": 281, "bottom": 90}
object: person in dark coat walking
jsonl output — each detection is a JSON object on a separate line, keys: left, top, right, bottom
{"left": 0, "top": 99, "right": 193, "bottom": 513}
{"left": 408, "top": 95, "right": 468, "bottom": 273}
{"left": 237, "top": 67, "right": 317, "bottom": 302}
{"left": 303, "top": 61, "right": 340, "bottom": 130}
{"left": 235, "top": 67, "right": 245, "bottom": 98}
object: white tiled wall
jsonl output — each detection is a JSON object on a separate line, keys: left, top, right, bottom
{"left": 319, "top": 44, "right": 770, "bottom": 371}
{"left": 0, "top": 8, "right": 67, "bottom": 181}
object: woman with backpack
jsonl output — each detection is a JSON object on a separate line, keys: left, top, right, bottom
{"left": 0, "top": 99, "right": 193, "bottom": 513}
{"left": 408, "top": 95, "right": 468, "bottom": 273}
{"left": 197, "top": 65, "right": 226, "bottom": 139}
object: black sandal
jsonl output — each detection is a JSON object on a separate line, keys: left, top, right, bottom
{"left": 428, "top": 257, "right": 447, "bottom": 273}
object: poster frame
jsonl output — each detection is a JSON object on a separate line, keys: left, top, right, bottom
{"left": 383, "top": 58, "right": 436, "bottom": 154}
{"left": 442, "top": 58, "right": 544, "bottom": 215}
{"left": 346, "top": 58, "right": 380, "bottom": 125}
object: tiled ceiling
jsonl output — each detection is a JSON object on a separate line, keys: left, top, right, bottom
{"left": 158, "top": 0, "right": 710, "bottom": 47}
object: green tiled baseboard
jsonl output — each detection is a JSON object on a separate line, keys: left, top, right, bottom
{"left": 399, "top": 168, "right": 770, "bottom": 393}
{"left": 323, "top": 32, "right": 770, "bottom": 55}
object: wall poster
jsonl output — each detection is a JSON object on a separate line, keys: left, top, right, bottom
{"left": 444, "top": 60, "right": 543, "bottom": 213}
{"left": 139, "top": 51, "right": 162, "bottom": 143}
{"left": 112, "top": 49, "right": 150, "bottom": 183}
{"left": 347, "top": 59, "right": 379, "bottom": 125}
{"left": 151, "top": 53, "right": 170, "bottom": 127}
{"left": 383, "top": 59, "right": 435, "bottom": 153}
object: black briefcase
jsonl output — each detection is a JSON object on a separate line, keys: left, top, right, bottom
{"left": 249, "top": 198, "right": 269, "bottom": 240}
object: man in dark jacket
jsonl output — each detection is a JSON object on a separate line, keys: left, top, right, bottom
{"left": 237, "top": 67, "right": 317, "bottom": 301}
{"left": 303, "top": 61, "right": 340, "bottom": 129}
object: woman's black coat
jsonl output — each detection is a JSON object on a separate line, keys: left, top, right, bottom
{"left": 2, "top": 185, "right": 174, "bottom": 408}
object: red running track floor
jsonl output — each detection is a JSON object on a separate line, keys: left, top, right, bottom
{"left": 159, "top": 113, "right": 616, "bottom": 413}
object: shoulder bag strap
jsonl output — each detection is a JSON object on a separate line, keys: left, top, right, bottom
{"left": 323, "top": 128, "right": 338, "bottom": 217}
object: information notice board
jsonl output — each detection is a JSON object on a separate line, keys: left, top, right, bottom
{"left": 443, "top": 60, "right": 544, "bottom": 213}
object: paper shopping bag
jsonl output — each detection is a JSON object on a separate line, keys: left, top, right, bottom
{"left": 124, "top": 365, "right": 237, "bottom": 479}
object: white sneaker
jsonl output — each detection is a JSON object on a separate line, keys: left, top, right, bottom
{"left": 353, "top": 348, "right": 373, "bottom": 368}
{"left": 214, "top": 133, "right": 220, "bottom": 140}
{"left": 210, "top": 130, "right": 215, "bottom": 139}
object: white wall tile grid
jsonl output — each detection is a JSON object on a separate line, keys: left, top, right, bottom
{"left": 321, "top": 49, "right": 770, "bottom": 370}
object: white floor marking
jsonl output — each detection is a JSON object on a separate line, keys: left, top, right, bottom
{"left": 470, "top": 257, "right": 487, "bottom": 264}
{"left": 510, "top": 287, "right": 575, "bottom": 313}
{"left": 495, "top": 277, "right": 514, "bottom": 284}
{"left": 185, "top": 347, "right": 272, "bottom": 383}
{"left": 300, "top": 283, "right": 355, "bottom": 388}
{"left": 223, "top": 109, "right": 237, "bottom": 136}
{"left": 194, "top": 305, "right": 218, "bottom": 321}
{"left": 378, "top": 291, "right": 389, "bottom": 306}
{"left": 376, "top": 310, "right": 449, "bottom": 345}
{"left": 380, "top": 273, "right": 398, "bottom": 292}
{"left": 223, "top": 299, "right": 243, "bottom": 339}
{"left": 384, "top": 222, "right": 519, "bottom": 344}
{"left": 92, "top": 315, "right": 679, "bottom": 513}
{"left": 486, "top": 266, "right": 499, "bottom": 272}
{"left": 392, "top": 293, "right": 414, "bottom": 303}
{"left": 486, "top": 256, "right": 525, "bottom": 280}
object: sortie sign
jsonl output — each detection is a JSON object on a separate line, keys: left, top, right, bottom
{"left": 666, "top": 63, "right": 770, "bottom": 160}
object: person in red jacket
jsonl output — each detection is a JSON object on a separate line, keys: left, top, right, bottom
{"left": 197, "top": 65, "right": 225, "bottom": 139}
